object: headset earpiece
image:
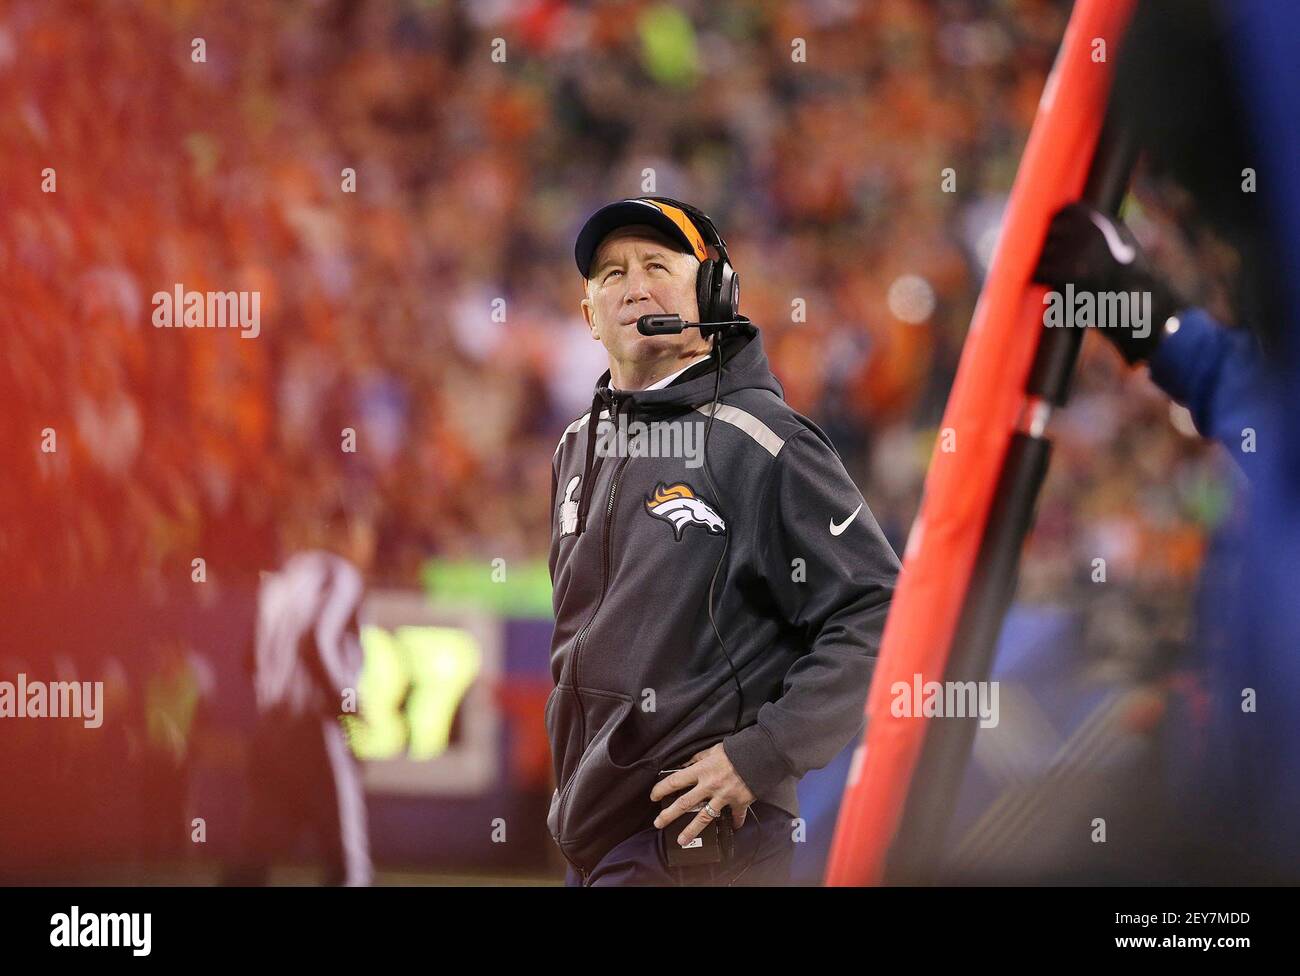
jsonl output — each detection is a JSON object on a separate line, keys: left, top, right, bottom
{"left": 695, "top": 254, "right": 740, "bottom": 334}
{"left": 696, "top": 257, "right": 718, "bottom": 326}
{"left": 715, "top": 261, "right": 740, "bottom": 320}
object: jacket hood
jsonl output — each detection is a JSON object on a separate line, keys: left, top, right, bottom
{"left": 596, "top": 324, "right": 783, "bottom": 413}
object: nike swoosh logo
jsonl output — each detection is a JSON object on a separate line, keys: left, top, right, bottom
{"left": 1088, "top": 211, "right": 1136, "bottom": 265}
{"left": 829, "top": 503, "right": 863, "bottom": 536}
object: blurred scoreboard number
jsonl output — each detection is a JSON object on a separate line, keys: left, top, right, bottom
{"left": 345, "top": 590, "right": 502, "bottom": 795}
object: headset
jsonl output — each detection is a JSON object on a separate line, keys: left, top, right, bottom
{"left": 635, "top": 199, "right": 750, "bottom": 734}
{"left": 628, "top": 198, "right": 764, "bottom": 883}
{"left": 657, "top": 198, "right": 767, "bottom": 885}
{"left": 639, "top": 195, "right": 741, "bottom": 333}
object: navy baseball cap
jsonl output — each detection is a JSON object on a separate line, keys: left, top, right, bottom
{"left": 574, "top": 197, "right": 711, "bottom": 279}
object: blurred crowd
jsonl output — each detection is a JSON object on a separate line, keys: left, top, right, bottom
{"left": 1, "top": 0, "right": 1236, "bottom": 667}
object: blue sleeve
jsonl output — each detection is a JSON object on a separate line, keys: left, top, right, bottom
{"left": 1147, "top": 307, "right": 1262, "bottom": 477}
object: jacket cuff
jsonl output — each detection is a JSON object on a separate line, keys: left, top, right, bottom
{"left": 723, "top": 722, "right": 794, "bottom": 802}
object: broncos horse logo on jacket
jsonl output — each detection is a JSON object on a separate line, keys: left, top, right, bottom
{"left": 644, "top": 482, "right": 726, "bottom": 540}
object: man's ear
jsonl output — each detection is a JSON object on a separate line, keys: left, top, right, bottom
{"left": 581, "top": 295, "right": 599, "bottom": 340}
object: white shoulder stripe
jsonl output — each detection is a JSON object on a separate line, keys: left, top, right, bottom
{"left": 554, "top": 409, "right": 610, "bottom": 457}
{"left": 693, "top": 403, "right": 785, "bottom": 457}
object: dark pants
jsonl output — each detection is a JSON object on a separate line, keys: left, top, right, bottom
{"left": 228, "top": 710, "right": 371, "bottom": 886}
{"left": 564, "top": 801, "right": 796, "bottom": 886}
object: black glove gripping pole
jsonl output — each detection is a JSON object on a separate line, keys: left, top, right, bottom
{"left": 882, "top": 105, "right": 1139, "bottom": 884}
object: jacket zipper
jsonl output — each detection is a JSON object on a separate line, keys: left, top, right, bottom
{"left": 555, "top": 397, "right": 631, "bottom": 878}
{"left": 553, "top": 828, "right": 590, "bottom": 885}
{"left": 562, "top": 454, "right": 629, "bottom": 784}
{"left": 569, "top": 395, "right": 629, "bottom": 748}
{"left": 574, "top": 461, "right": 627, "bottom": 727}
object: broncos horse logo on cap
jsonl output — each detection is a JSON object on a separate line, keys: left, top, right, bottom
{"left": 644, "top": 483, "right": 726, "bottom": 541}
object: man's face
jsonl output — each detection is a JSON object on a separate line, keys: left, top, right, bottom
{"left": 581, "top": 224, "right": 707, "bottom": 373}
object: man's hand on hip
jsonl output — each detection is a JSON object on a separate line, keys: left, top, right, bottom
{"left": 650, "top": 742, "right": 756, "bottom": 847}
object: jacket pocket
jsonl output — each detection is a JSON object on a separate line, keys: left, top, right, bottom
{"left": 546, "top": 687, "right": 656, "bottom": 865}
{"left": 544, "top": 683, "right": 582, "bottom": 790}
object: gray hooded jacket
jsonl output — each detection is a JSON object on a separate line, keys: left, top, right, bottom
{"left": 546, "top": 325, "right": 899, "bottom": 876}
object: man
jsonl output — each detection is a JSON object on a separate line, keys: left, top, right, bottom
{"left": 227, "top": 513, "right": 373, "bottom": 886}
{"left": 1033, "top": 200, "right": 1294, "bottom": 878}
{"left": 547, "top": 196, "right": 900, "bottom": 885}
